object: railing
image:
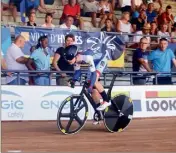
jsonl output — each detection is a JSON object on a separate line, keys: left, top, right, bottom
{"left": 1, "top": 70, "right": 176, "bottom": 86}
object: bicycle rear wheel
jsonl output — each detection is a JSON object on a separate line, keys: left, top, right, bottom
{"left": 57, "top": 95, "right": 88, "bottom": 135}
{"left": 104, "top": 94, "right": 133, "bottom": 133}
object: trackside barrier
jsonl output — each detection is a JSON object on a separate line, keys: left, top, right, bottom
{"left": 1, "top": 85, "right": 176, "bottom": 121}
{"left": 1, "top": 70, "right": 176, "bottom": 85}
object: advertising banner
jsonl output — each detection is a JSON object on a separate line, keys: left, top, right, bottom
{"left": 15, "top": 27, "right": 125, "bottom": 67}
{"left": 1, "top": 85, "right": 176, "bottom": 121}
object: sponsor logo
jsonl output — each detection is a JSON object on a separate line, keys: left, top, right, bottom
{"left": 111, "top": 91, "right": 142, "bottom": 112}
{"left": 40, "top": 91, "right": 73, "bottom": 110}
{"left": 1, "top": 90, "right": 24, "bottom": 119}
{"left": 145, "top": 91, "right": 176, "bottom": 112}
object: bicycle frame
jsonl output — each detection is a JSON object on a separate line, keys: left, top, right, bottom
{"left": 73, "top": 74, "right": 117, "bottom": 112}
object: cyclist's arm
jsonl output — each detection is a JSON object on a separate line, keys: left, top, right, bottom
{"left": 73, "top": 64, "right": 81, "bottom": 81}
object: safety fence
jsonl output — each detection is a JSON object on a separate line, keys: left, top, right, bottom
{"left": 1, "top": 70, "right": 176, "bottom": 85}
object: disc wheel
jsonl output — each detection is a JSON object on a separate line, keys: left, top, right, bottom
{"left": 103, "top": 94, "right": 133, "bottom": 132}
{"left": 57, "top": 95, "right": 88, "bottom": 134}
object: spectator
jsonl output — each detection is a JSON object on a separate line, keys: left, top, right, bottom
{"left": 131, "top": 10, "right": 147, "bottom": 32}
{"left": 25, "top": 0, "right": 55, "bottom": 17}
{"left": 60, "top": 0, "right": 84, "bottom": 30}
{"left": 26, "top": 12, "right": 37, "bottom": 26}
{"left": 132, "top": 37, "right": 152, "bottom": 85}
{"left": 1, "top": 50, "right": 7, "bottom": 70}
{"left": 131, "top": 3, "right": 147, "bottom": 19}
{"left": 28, "top": 46, "right": 36, "bottom": 85}
{"left": 146, "top": 3, "right": 157, "bottom": 23}
{"left": 153, "top": 0, "right": 162, "bottom": 12}
{"left": 148, "top": 38, "right": 176, "bottom": 85}
{"left": 160, "top": 5, "right": 174, "bottom": 25}
{"left": 5, "top": 35, "right": 29, "bottom": 85}
{"left": 27, "top": 36, "right": 51, "bottom": 86}
{"left": 52, "top": 34, "right": 75, "bottom": 85}
{"left": 150, "top": 21, "right": 158, "bottom": 49}
{"left": 42, "top": 13, "right": 55, "bottom": 28}
{"left": 133, "top": 0, "right": 143, "bottom": 9}
{"left": 116, "top": 11, "right": 133, "bottom": 42}
{"left": 133, "top": 23, "right": 151, "bottom": 43}
{"left": 60, "top": 15, "right": 78, "bottom": 30}
{"left": 98, "top": 0, "right": 115, "bottom": 28}
{"left": 83, "top": 0, "right": 99, "bottom": 27}
{"left": 1, "top": 0, "right": 17, "bottom": 22}
{"left": 171, "top": 23, "right": 176, "bottom": 43}
{"left": 119, "top": 0, "right": 135, "bottom": 13}
{"left": 157, "top": 23, "right": 170, "bottom": 42}
{"left": 101, "top": 18, "right": 115, "bottom": 32}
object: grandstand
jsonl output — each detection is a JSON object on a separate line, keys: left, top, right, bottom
{"left": 1, "top": 0, "right": 176, "bottom": 85}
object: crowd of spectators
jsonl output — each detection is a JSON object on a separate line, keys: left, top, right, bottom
{"left": 1, "top": 0, "right": 176, "bottom": 86}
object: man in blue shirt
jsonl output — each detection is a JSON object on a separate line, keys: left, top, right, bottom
{"left": 132, "top": 37, "right": 152, "bottom": 85}
{"left": 146, "top": 3, "right": 157, "bottom": 23}
{"left": 148, "top": 38, "right": 176, "bottom": 84}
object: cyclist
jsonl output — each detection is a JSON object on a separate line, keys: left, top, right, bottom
{"left": 64, "top": 44, "right": 111, "bottom": 111}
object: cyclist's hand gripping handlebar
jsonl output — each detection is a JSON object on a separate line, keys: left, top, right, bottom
{"left": 68, "top": 79, "right": 75, "bottom": 88}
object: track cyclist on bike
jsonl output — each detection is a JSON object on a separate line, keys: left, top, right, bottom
{"left": 64, "top": 44, "right": 111, "bottom": 111}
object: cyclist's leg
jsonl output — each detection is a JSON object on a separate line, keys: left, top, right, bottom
{"left": 93, "top": 56, "right": 111, "bottom": 111}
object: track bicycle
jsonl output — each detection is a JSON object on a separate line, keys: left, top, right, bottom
{"left": 57, "top": 73, "right": 134, "bottom": 134}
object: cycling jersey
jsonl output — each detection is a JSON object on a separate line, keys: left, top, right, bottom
{"left": 72, "top": 49, "right": 109, "bottom": 87}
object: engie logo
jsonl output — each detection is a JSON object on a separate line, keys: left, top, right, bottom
{"left": 2, "top": 100, "right": 23, "bottom": 109}
{"left": 1, "top": 90, "right": 24, "bottom": 110}
{"left": 40, "top": 91, "right": 73, "bottom": 110}
{"left": 146, "top": 91, "right": 176, "bottom": 112}
{"left": 1, "top": 90, "right": 24, "bottom": 119}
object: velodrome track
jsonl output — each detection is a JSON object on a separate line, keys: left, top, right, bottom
{"left": 2, "top": 117, "right": 176, "bottom": 152}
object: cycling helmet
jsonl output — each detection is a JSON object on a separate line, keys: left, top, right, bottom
{"left": 64, "top": 45, "right": 78, "bottom": 61}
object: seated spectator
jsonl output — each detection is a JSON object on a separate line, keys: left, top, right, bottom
{"left": 60, "top": 0, "right": 84, "bottom": 30}
{"left": 42, "top": 13, "right": 55, "bottom": 28}
{"left": 133, "top": 0, "right": 143, "bottom": 9}
{"left": 132, "top": 37, "right": 152, "bottom": 85}
{"left": 1, "top": 0, "right": 17, "bottom": 22}
{"left": 131, "top": 3, "right": 147, "bottom": 19}
{"left": 171, "top": 23, "right": 176, "bottom": 43}
{"left": 150, "top": 21, "right": 158, "bottom": 49}
{"left": 133, "top": 23, "right": 151, "bottom": 43}
{"left": 25, "top": 0, "right": 55, "bottom": 17}
{"left": 116, "top": 11, "right": 133, "bottom": 43}
{"left": 98, "top": 0, "right": 115, "bottom": 28}
{"left": 52, "top": 34, "right": 75, "bottom": 85}
{"left": 26, "top": 12, "right": 37, "bottom": 26}
{"left": 83, "top": 0, "right": 99, "bottom": 27}
{"left": 119, "top": 0, "right": 134, "bottom": 13}
{"left": 158, "top": 5, "right": 174, "bottom": 26}
{"left": 60, "top": 15, "right": 78, "bottom": 30}
{"left": 153, "top": 0, "right": 162, "bottom": 12}
{"left": 148, "top": 38, "right": 176, "bottom": 85}
{"left": 157, "top": 23, "right": 170, "bottom": 42}
{"left": 146, "top": 3, "right": 157, "bottom": 23}
{"left": 150, "top": 21, "right": 158, "bottom": 38}
{"left": 131, "top": 10, "right": 147, "bottom": 32}
{"left": 101, "top": 18, "right": 115, "bottom": 32}
{"left": 5, "top": 35, "right": 29, "bottom": 85}
{"left": 27, "top": 36, "right": 51, "bottom": 86}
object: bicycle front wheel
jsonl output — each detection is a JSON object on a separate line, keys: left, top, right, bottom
{"left": 57, "top": 95, "right": 88, "bottom": 135}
